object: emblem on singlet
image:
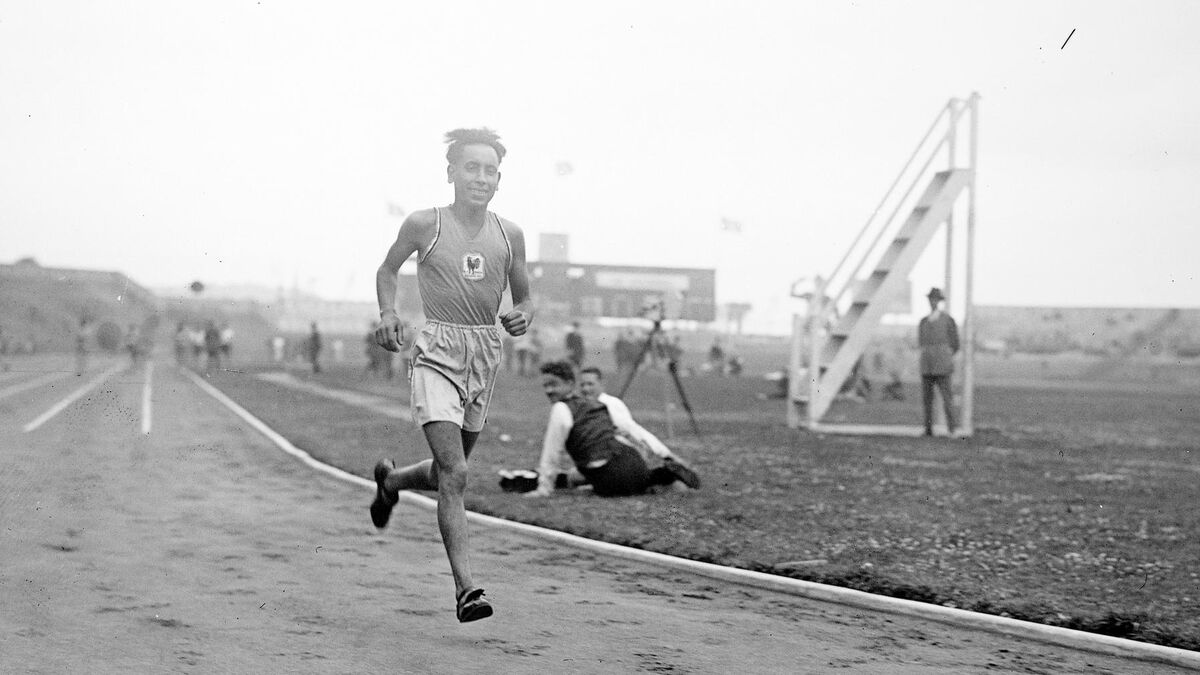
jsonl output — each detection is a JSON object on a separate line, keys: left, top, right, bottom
{"left": 461, "top": 253, "right": 485, "bottom": 281}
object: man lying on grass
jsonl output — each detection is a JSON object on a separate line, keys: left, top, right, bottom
{"left": 515, "top": 360, "right": 701, "bottom": 498}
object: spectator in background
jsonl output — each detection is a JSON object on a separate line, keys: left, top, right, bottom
{"left": 271, "top": 335, "right": 286, "bottom": 363}
{"left": 725, "top": 354, "right": 744, "bottom": 377}
{"left": 305, "top": 322, "right": 322, "bottom": 374}
{"left": 918, "top": 287, "right": 959, "bottom": 436}
{"left": 564, "top": 321, "right": 585, "bottom": 367}
{"left": 203, "top": 321, "right": 223, "bottom": 374}
{"left": 219, "top": 323, "right": 234, "bottom": 363}
{"left": 707, "top": 337, "right": 725, "bottom": 375}
{"left": 614, "top": 329, "right": 631, "bottom": 375}
{"left": 190, "top": 325, "right": 206, "bottom": 365}
{"left": 174, "top": 323, "right": 190, "bottom": 365}
{"left": 74, "top": 318, "right": 91, "bottom": 376}
{"left": 124, "top": 323, "right": 142, "bottom": 370}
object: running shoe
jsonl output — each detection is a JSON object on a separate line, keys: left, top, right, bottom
{"left": 663, "top": 456, "right": 701, "bottom": 490}
{"left": 370, "top": 459, "right": 397, "bottom": 529}
{"left": 456, "top": 587, "right": 493, "bottom": 623}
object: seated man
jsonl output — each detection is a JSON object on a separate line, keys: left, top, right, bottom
{"left": 577, "top": 366, "right": 687, "bottom": 469}
{"left": 521, "top": 360, "right": 701, "bottom": 498}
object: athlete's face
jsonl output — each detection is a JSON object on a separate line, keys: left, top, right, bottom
{"left": 541, "top": 373, "right": 575, "bottom": 403}
{"left": 578, "top": 373, "right": 604, "bottom": 401}
{"left": 448, "top": 144, "right": 501, "bottom": 207}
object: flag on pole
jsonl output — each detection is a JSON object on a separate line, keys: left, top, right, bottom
{"left": 720, "top": 216, "right": 743, "bottom": 233}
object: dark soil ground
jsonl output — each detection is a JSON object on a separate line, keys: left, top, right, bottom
{"left": 206, "top": 355, "right": 1200, "bottom": 652}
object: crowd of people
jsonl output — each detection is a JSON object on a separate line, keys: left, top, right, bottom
{"left": 173, "top": 321, "right": 234, "bottom": 373}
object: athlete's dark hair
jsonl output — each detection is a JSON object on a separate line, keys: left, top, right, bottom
{"left": 579, "top": 366, "right": 603, "bottom": 380}
{"left": 539, "top": 360, "right": 575, "bottom": 383}
{"left": 444, "top": 128, "right": 507, "bottom": 164}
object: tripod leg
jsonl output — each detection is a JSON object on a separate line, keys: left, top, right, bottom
{"left": 667, "top": 360, "right": 701, "bottom": 435}
{"left": 617, "top": 333, "right": 656, "bottom": 398}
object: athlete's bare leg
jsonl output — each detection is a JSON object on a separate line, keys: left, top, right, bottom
{"left": 383, "top": 423, "right": 480, "bottom": 596}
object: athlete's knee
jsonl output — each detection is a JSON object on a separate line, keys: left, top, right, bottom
{"left": 435, "top": 459, "right": 469, "bottom": 493}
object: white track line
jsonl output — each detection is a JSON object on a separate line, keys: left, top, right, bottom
{"left": 181, "top": 366, "right": 1200, "bottom": 670}
{"left": 255, "top": 371, "right": 412, "bottom": 419}
{"left": 22, "top": 364, "right": 122, "bottom": 433}
{"left": 141, "top": 360, "right": 155, "bottom": 435}
{"left": 0, "top": 370, "right": 73, "bottom": 401}
{"left": 182, "top": 368, "right": 377, "bottom": 489}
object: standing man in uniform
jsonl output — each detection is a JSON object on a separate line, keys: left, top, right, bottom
{"left": 918, "top": 287, "right": 959, "bottom": 436}
{"left": 370, "top": 128, "right": 533, "bottom": 623}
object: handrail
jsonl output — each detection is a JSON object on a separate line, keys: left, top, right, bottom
{"left": 829, "top": 100, "right": 969, "bottom": 309}
{"left": 818, "top": 97, "right": 970, "bottom": 321}
{"left": 799, "top": 93, "right": 979, "bottom": 429}
{"left": 819, "top": 100, "right": 954, "bottom": 309}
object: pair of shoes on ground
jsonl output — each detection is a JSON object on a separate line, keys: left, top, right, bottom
{"left": 456, "top": 587, "right": 493, "bottom": 623}
{"left": 370, "top": 459, "right": 398, "bottom": 529}
{"left": 662, "top": 456, "right": 701, "bottom": 490}
{"left": 497, "top": 469, "right": 540, "bottom": 493}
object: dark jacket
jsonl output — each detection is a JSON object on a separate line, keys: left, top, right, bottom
{"left": 918, "top": 312, "right": 959, "bottom": 376}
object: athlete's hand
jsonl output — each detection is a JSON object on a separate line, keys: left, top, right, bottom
{"left": 499, "top": 310, "right": 530, "bottom": 337}
{"left": 376, "top": 313, "right": 404, "bottom": 353}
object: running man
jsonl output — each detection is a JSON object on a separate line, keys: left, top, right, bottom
{"left": 370, "top": 128, "right": 533, "bottom": 623}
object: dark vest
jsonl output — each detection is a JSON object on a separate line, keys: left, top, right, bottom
{"left": 563, "top": 395, "right": 618, "bottom": 466}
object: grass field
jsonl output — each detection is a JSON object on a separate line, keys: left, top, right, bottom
{"left": 203, "top": 352, "right": 1200, "bottom": 651}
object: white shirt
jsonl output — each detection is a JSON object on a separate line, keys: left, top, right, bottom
{"left": 534, "top": 392, "right": 672, "bottom": 495}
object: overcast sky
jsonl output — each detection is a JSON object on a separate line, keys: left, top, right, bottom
{"left": 2, "top": 1, "right": 1197, "bottom": 332}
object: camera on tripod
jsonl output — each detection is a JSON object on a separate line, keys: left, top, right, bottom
{"left": 640, "top": 298, "right": 665, "bottom": 322}
{"left": 618, "top": 295, "right": 700, "bottom": 435}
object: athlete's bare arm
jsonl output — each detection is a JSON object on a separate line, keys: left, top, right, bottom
{"left": 499, "top": 219, "right": 534, "bottom": 337}
{"left": 375, "top": 209, "right": 436, "bottom": 352}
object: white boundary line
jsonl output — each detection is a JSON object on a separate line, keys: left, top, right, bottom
{"left": 22, "top": 364, "right": 122, "bottom": 433}
{"left": 179, "top": 367, "right": 1200, "bottom": 670}
{"left": 0, "top": 370, "right": 74, "bottom": 402}
{"left": 255, "top": 370, "right": 411, "bottom": 419}
{"left": 141, "top": 360, "right": 155, "bottom": 435}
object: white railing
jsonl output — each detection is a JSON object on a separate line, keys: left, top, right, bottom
{"left": 791, "top": 93, "right": 980, "bottom": 430}
{"left": 816, "top": 95, "right": 978, "bottom": 325}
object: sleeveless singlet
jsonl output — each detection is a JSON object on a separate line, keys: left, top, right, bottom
{"left": 417, "top": 207, "right": 513, "bottom": 326}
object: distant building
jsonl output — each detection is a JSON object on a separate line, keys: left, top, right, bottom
{"left": 528, "top": 261, "right": 715, "bottom": 321}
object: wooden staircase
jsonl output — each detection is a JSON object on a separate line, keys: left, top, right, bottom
{"left": 788, "top": 94, "right": 980, "bottom": 433}
{"left": 807, "top": 169, "right": 971, "bottom": 422}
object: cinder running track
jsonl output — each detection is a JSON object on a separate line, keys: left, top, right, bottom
{"left": 1, "top": 357, "right": 1192, "bottom": 674}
